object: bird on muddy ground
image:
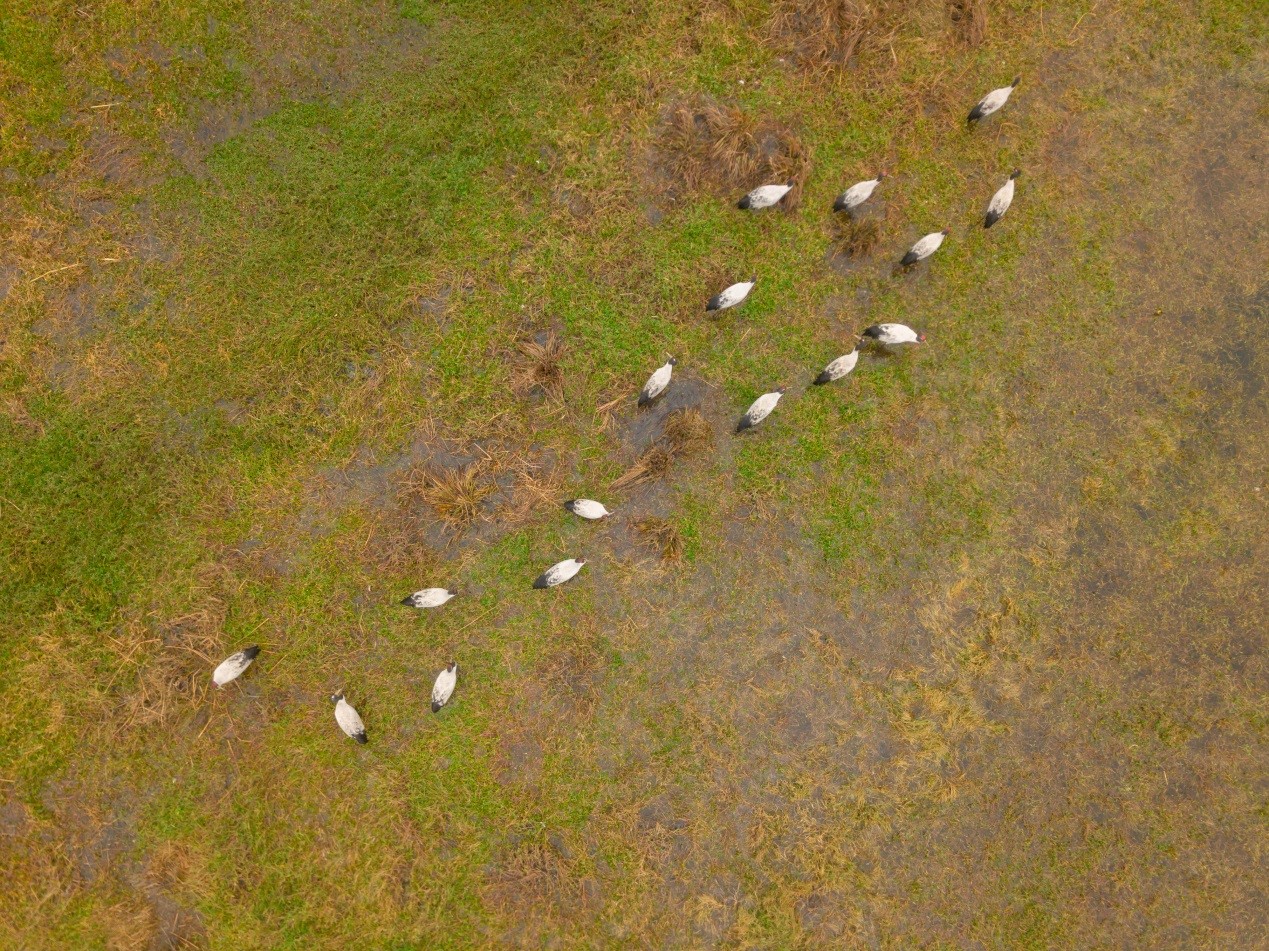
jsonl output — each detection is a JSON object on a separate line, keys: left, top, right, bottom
{"left": 533, "top": 558, "right": 586, "bottom": 589}
{"left": 984, "top": 170, "right": 1021, "bottom": 228}
{"left": 738, "top": 180, "right": 794, "bottom": 210}
{"left": 564, "top": 499, "right": 611, "bottom": 520}
{"left": 431, "top": 662, "right": 457, "bottom": 713}
{"left": 900, "top": 229, "right": 949, "bottom": 267}
{"left": 706, "top": 277, "right": 756, "bottom": 312}
{"left": 736, "top": 387, "right": 786, "bottom": 433}
{"left": 638, "top": 357, "right": 676, "bottom": 407}
{"left": 968, "top": 77, "right": 1020, "bottom": 124}
{"left": 400, "top": 587, "right": 457, "bottom": 609}
{"left": 331, "top": 692, "right": 368, "bottom": 744}
{"left": 832, "top": 173, "right": 885, "bottom": 214}
{"left": 814, "top": 341, "right": 863, "bottom": 385}
{"left": 212, "top": 645, "right": 259, "bottom": 688}
{"left": 862, "top": 324, "right": 925, "bottom": 348}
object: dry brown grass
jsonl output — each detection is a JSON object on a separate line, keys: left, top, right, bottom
{"left": 402, "top": 462, "right": 495, "bottom": 529}
{"left": 770, "top": 0, "right": 878, "bottom": 71}
{"left": 613, "top": 444, "right": 674, "bottom": 489}
{"left": 831, "top": 214, "right": 883, "bottom": 259}
{"left": 947, "top": 0, "right": 987, "bottom": 46}
{"left": 653, "top": 94, "right": 810, "bottom": 205}
{"left": 635, "top": 517, "right": 684, "bottom": 561}
{"left": 662, "top": 407, "right": 714, "bottom": 457}
{"left": 513, "top": 333, "right": 566, "bottom": 399}
{"left": 482, "top": 833, "right": 579, "bottom": 917}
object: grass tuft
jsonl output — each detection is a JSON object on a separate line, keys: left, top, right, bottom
{"left": 514, "top": 333, "right": 566, "bottom": 400}
{"left": 662, "top": 407, "right": 714, "bottom": 457}
{"left": 634, "top": 517, "right": 684, "bottom": 561}
{"left": 831, "top": 213, "right": 883, "bottom": 259}
{"left": 769, "top": 0, "right": 885, "bottom": 72}
{"left": 947, "top": 0, "right": 987, "bottom": 46}
{"left": 613, "top": 444, "right": 674, "bottom": 489}
{"left": 403, "top": 462, "right": 495, "bottom": 529}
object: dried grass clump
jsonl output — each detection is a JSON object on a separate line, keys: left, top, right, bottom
{"left": 613, "top": 444, "right": 673, "bottom": 489}
{"left": 404, "top": 462, "right": 495, "bottom": 528}
{"left": 770, "top": 0, "right": 880, "bottom": 71}
{"left": 947, "top": 0, "right": 987, "bottom": 46}
{"left": 832, "top": 214, "right": 882, "bottom": 259}
{"left": 663, "top": 407, "right": 714, "bottom": 457}
{"left": 514, "top": 333, "right": 566, "bottom": 399}
{"left": 635, "top": 518, "right": 684, "bottom": 562}
{"left": 483, "top": 835, "right": 577, "bottom": 914}
{"left": 655, "top": 94, "right": 810, "bottom": 205}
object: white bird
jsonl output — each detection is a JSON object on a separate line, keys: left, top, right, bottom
{"left": 431, "top": 662, "right": 457, "bottom": 713}
{"left": 814, "top": 341, "right": 862, "bottom": 385}
{"left": 400, "top": 587, "right": 456, "bottom": 609}
{"left": 968, "top": 76, "right": 1020, "bottom": 124}
{"left": 533, "top": 558, "right": 586, "bottom": 589}
{"left": 832, "top": 173, "right": 885, "bottom": 213}
{"left": 900, "top": 229, "right": 949, "bottom": 266}
{"left": 738, "top": 180, "right": 794, "bottom": 210}
{"left": 564, "top": 499, "right": 610, "bottom": 520}
{"left": 212, "top": 645, "right": 259, "bottom": 688}
{"left": 984, "top": 170, "right": 1021, "bottom": 228}
{"left": 331, "top": 692, "right": 367, "bottom": 744}
{"left": 706, "top": 277, "right": 756, "bottom": 312}
{"left": 639, "top": 357, "right": 676, "bottom": 406}
{"left": 736, "top": 387, "right": 786, "bottom": 433}
{"left": 862, "top": 323, "right": 925, "bottom": 347}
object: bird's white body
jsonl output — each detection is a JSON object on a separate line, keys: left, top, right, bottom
{"left": 534, "top": 558, "right": 585, "bottom": 589}
{"left": 905, "top": 231, "right": 946, "bottom": 262}
{"left": 707, "top": 280, "right": 755, "bottom": 312}
{"left": 739, "top": 183, "right": 792, "bottom": 210}
{"left": 863, "top": 323, "right": 924, "bottom": 347}
{"left": 985, "top": 176, "right": 1016, "bottom": 227}
{"left": 431, "top": 664, "right": 457, "bottom": 712}
{"left": 970, "top": 82, "right": 1017, "bottom": 121}
{"left": 834, "top": 177, "right": 881, "bottom": 212}
{"left": 401, "top": 588, "right": 456, "bottom": 609}
{"left": 739, "top": 390, "right": 783, "bottom": 430}
{"left": 816, "top": 348, "right": 860, "bottom": 384}
{"left": 639, "top": 360, "right": 675, "bottom": 405}
{"left": 334, "top": 695, "right": 367, "bottom": 743}
{"left": 565, "top": 499, "right": 610, "bottom": 520}
{"left": 212, "top": 646, "right": 259, "bottom": 687}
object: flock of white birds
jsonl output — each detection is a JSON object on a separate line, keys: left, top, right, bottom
{"left": 210, "top": 77, "right": 1025, "bottom": 744}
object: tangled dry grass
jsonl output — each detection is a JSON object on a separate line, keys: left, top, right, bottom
{"left": 614, "top": 408, "right": 713, "bottom": 489}
{"left": 513, "top": 333, "right": 566, "bottom": 399}
{"left": 402, "top": 462, "right": 495, "bottom": 529}
{"left": 831, "top": 213, "right": 883, "bottom": 259}
{"left": 634, "top": 517, "right": 684, "bottom": 561}
{"left": 653, "top": 95, "right": 810, "bottom": 206}
{"left": 770, "top": 0, "right": 880, "bottom": 70}
{"left": 947, "top": 0, "right": 987, "bottom": 46}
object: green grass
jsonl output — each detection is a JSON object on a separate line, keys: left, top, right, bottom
{"left": 2, "top": 0, "right": 1266, "bottom": 946}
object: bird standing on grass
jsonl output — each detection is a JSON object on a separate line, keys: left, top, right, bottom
{"left": 533, "top": 558, "right": 586, "bottom": 589}
{"left": 968, "top": 77, "right": 1020, "bottom": 124}
{"left": 564, "top": 499, "right": 611, "bottom": 520}
{"left": 984, "top": 170, "right": 1021, "bottom": 228}
{"left": 736, "top": 387, "right": 786, "bottom": 432}
{"left": 814, "top": 341, "right": 862, "bottom": 385}
{"left": 400, "top": 588, "right": 457, "bottom": 609}
{"left": 212, "top": 646, "right": 259, "bottom": 688}
{"left": 431, "top": 663, "right": 457, "bottom": 713}
{"left": 706, "top": 278, "right": 756, "bottom": 312}
{"left": 738, "top": 181, "right": 794, "bottom": 210}
{"left": 639, "top": 357, "right": 676, "bottom": 406}
{"left": 862, "top": 324, "right": 925, "bottom": 348}
{"left": 833, "top": 174, "right": 885, "bottom": 214}
{"left": 331, "top": 692, "right": 368, "bottom": 744}
{"left": 900, "top": 229, "right": 949, "bottom": 267}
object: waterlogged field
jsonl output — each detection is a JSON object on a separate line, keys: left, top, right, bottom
{"left": 1, "top": 0, "right": 1265, "bottom": 947}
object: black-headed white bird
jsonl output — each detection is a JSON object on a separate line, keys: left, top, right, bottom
{"left": 968, "top": 77, "right": 1020, "bottom": 124}
{"left": 400, "top": 588, "right": 456, "bottom": 609}
{"left": 331, "top": 692, "right": 368, "bottom": 744}
{"left": 814, "top": 341, "right": 862, "bottom": 385}
{"left": 832, "top": 173, "right": 885, "bottom": 213}
{"left": 212, "top": 645, "right": 259, "bottom": 688}
{"left": 738, "top": 180, "right": 794, "bottom": 211}
{"left": 431, "top": 662, "right": 457, "bottom": 713}
{"left": 900, "top": 229, "right": 949, "bottom": 266}
{"left": 862, "top": 324, "right": 925, "bottom": 347}
{"left": 564, "top": 499, "right": 610, "bottom": 520}
{"left": 736, "top": 387, "right": 786, "bottom": 432}
{"left": 638, "top": 357, "right": 676, "bottom": 406}
{"left": 533, "top": 558, "right": 586, "bottom": 589}
{"left": 984, "top": 170, "right": 1020, "bottom": 228}
{"left": 706, "top": 277, "right": 756, "bottom": 313}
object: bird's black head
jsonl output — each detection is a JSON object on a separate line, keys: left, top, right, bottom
{"left": 876, "top": 171, "right": 886, "bottom": 181}
{"left": 330, "top": 691, "right": 344, "bottom": 704}
{"left": 1011, "top": 169, "right": 1022, "bottom": 179}
{"left": 668, "top": 356, "right": 678, "bottom": 366}
{"left": 941, "top": 227, "right": 951, "bottom": 235}
{"left": 776, "top": 385, "right": 787, "bottom": 394}
{"left": 1011, "top": 76, "right": 1021, "bottom": 87}
{"left": 786, "top": 178, "right": 795, "bottom": 187}
{"left": 917, "top": 332, "right": 927, "bottom": 343}
{"left": 577, "top": 558, "right": 587, "bottom": 566}
{"left": 447, "top": 661, "right": 456, "bottom": 672}
{"left": 749, "top": 275, "right": 758, "bottom": 284}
